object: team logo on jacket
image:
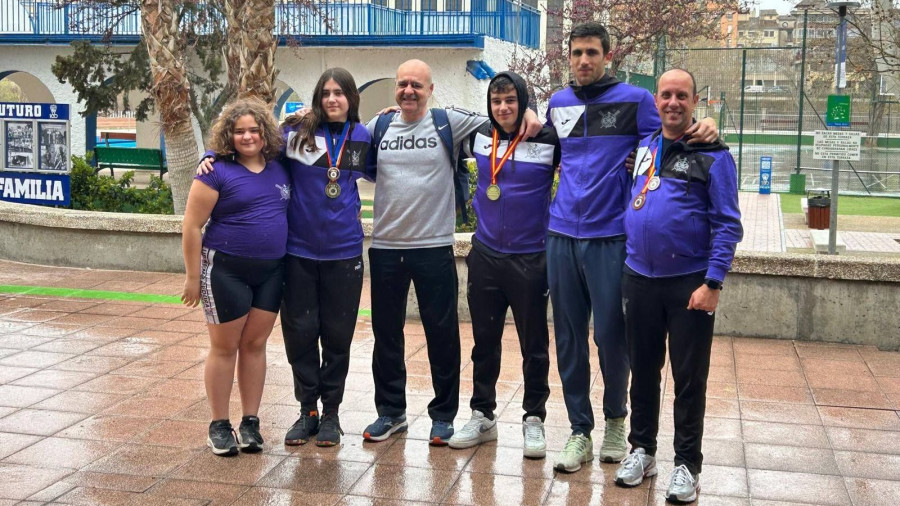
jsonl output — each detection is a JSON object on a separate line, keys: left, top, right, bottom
{"left": 527, "top": 143, "right": 541, "bottom": 159}
{"left": 350, "top": 150, "right": 360, "bottom": 167}
{"left": 276, "top": 183, "right": 291, "bottom": 200}
{"left": 673, "top": 157, "right": 690, "bottom": 175}
{"left": 600, "top": 109, "right": 620, "bottom": 129}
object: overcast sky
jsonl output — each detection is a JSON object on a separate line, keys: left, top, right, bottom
{"left": 753, "top": 0, "right": 796, "bottom": 14}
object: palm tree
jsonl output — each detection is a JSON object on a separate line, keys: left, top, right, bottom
{"left": 228, "top": 0, "right": 279, "bottom": 103}
{"left": 142, "top": 0, "right": 198, "bottom": 213}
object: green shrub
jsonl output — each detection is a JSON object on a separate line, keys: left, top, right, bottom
{"left": 69, "top": 154, "right": 174, "bottom": 214}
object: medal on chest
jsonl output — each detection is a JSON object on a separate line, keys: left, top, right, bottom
{"left": 487, "top": 129, "right": 523, "bottom": 201}
{"left": 324, "top": 122, "right": 350, "bottom": 199}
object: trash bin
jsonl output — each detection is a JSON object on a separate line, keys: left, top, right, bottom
{"left": 808, "top": 191, "right": 830, "bottom": 230}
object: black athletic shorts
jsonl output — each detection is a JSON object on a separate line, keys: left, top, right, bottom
{"left": 200, "top": 247, "right": 284, "bottom": 324}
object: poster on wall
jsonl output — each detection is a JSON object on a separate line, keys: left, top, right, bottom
{"left": 5, "top": 121, "right": 35, "bottom": 171}
{"left": 0, "top": 102, "right": 72, "bottom": 206}
{"left": 38, "top": 122, "right": 69, "bottom": 172}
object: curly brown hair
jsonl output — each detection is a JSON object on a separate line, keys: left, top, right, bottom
{"left": 207, "top": 97, "right": 283, "bottom": 161}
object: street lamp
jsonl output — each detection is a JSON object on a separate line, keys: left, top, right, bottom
{"left": 825, "top": 1, "right": 860, "bottom": 255}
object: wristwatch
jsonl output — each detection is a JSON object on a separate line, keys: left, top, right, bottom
{"left": 704, "top": 278, "right": 723, "bottom": 290}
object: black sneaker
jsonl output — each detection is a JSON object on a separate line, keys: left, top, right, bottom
{"left": 237, "top": 415, "right": 264, "bottom": 453}
{"left": 207, "top": 419, "right": 238, "bottom": 456}
{"left": 284, "top": 411, "right": 319, "bottom": 446}
{"left": 316, "top": 414, "right": 343, "bottom": 447}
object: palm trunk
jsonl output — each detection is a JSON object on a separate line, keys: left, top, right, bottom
{"left": 229, "top": 0, "right": 278, "bottom": 103}
{"left": 142, "top": 0, "right": 198, "bottom": 213}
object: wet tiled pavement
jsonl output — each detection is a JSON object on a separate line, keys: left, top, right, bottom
{"left": 1, "top": 259, "right": 900, "bottom": 505}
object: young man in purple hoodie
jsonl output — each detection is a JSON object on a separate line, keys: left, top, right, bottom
{"left": 613, "top": 68, "right": 742, "bottom": 504}
{"left": 546, "top": 22, "right": 720, "bottom": 473}
{"left": 447, "top": 71, "right": 560, "bottom": 459}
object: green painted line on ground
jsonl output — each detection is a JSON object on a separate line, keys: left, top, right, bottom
{"left": 0, "top": 285, "right": 183, "bottom": 304}
{"left": 0, "top": 284, "right": 374, "bottom": 317}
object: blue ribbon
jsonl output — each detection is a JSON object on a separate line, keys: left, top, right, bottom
{"left": 323, "top": 121, "right": 351, "bottom": 168}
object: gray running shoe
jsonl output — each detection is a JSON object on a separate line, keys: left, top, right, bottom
{"left": 666, "top": 464, "right": 700, "bottom": 504}
{"left": 614, "top": 448, "right": 657, "bottom": 487}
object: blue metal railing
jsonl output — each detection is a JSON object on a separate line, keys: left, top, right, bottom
{"left": 1, "top": 0, "right": 540, "bottom": 48}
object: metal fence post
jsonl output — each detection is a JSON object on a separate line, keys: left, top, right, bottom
{"left": 738, "top": 49, "right": 747, "bottom": 187}
{"left": 795, "top": 9, "right": 808, "bottom": 175}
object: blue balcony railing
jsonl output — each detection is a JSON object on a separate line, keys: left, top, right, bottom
{"left": 0, "top": 0, "right": 540, "bottom": 48}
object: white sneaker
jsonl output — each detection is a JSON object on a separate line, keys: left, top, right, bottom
{"left": 554, "top": 433, "right": 593, "bottom": 473}
{"left": 667, "top": 464, "right": 700, "bottom": 504}
{"left": 614, "top": 448, "right": 657, "bottom": 487}
{"left": 522, "top": 416, "right": 546, "bottom": 459}
{"left": 448, "top": 410, "right": 497, "bottom": 449}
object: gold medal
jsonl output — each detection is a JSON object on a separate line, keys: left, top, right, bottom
{"left": 632, "top": 193, "right": 645, "bottom": 210}
{"left": 325, "top": 182, "right": 341, "bottom": 199}
{"left": 486, "top": 184, "right": 501, "bottom": 201}
{"left": 648, "top": 176, "right": 661, "bottom": 191}
{"left": 327, "top": 166, "right": 340, "bottom": 181}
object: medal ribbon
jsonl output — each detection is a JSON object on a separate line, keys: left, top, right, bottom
{"left": 323, "top": 122, "right": 351, "bottom": 171}
{"left": 637, "top": 134, "right": 683, "bottom": 196}
{"left": 490, "top": 130, "right": 524, "bottom": 186}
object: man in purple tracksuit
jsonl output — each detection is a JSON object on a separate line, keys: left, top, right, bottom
{"left": 546, "top": 22, "right": 720, "bottom": 472}
{"left": 447, "top": 71, "right": 559, "bottom": 458}
{"left": 613, "top": 68, "right": 743, "bottom": 504}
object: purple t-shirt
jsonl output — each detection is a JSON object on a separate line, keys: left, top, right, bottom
{"left": 196, "top": 158, "right": 290, "bottom": 259}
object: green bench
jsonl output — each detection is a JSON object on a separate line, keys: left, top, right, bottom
{"left": 94, "top": 147, "right": 167, "bottom": 179}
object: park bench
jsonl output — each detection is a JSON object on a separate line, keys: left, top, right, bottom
{"left": 99, "top": 131, "right": 137, "bottom": 146}
{"left": 94, "top": 147, "right": 167, "bottom": 179}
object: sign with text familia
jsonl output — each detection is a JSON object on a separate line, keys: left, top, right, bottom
{"left": 813, "top": 130, "right": 861, "bottom": 161}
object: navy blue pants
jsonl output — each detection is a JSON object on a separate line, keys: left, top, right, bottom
{"left": 547, "top": 235, "right": 629, "bottom": 434}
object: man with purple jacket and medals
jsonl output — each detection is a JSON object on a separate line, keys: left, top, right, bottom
{"left": 613, "top": 68, "right": 743, "bottom": 504}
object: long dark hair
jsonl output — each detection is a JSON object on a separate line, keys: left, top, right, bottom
{"left": 285, "top": 67, "right": 361, "bottom": 152}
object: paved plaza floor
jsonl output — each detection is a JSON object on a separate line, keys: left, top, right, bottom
{"left": 1, "top": 259, "right": 899, "bottom": 505}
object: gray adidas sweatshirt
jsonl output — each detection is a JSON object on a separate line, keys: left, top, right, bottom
{"left": 367, "top": 108, "right": 487, "bottom": 249}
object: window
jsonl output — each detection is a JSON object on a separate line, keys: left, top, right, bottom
{"left": 397, "top": 0, "right": 412, "bottom": 10}
{"left": 421, "top": 0, "right": 437, "bottom": 10}
{"left": 445, "top": 0, "right": 463, "bottom": 9}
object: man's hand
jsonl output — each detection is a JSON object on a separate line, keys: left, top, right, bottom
{"left": 197, "top": 157, "right": 215, "bottom": 176}
{"left": 379, "top": 105, "right": 401, "bottom": 115}
{"left": 625, "top": 149, "right": 636, "bottom": 175}
{"left": 687, "top": 284, "right": 720, "bottom": 313}
{"left": 685, "top": 117, "right": 718, "bottom": 144}
{"left": 519, "top": 109, "right": 542, "bottom": 140}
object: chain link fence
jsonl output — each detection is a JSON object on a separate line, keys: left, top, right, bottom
{"left": 642, "top": 45, "right": 900, "bottom": 195}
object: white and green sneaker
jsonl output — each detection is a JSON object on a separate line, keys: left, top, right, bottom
{"left": 599, "top": 417, "right": 627, "bottom": 463}
{"left": 448, "top": 410, "right": 497, "bottom": 449}
{"left": 667, "top": 464, "right": 700, "bottom": 504}
{"left": 554, "top": 433, "right": 593, "bottom": 472}
{"left": 522, "top": 416, "right": 546, "bottom": 459}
